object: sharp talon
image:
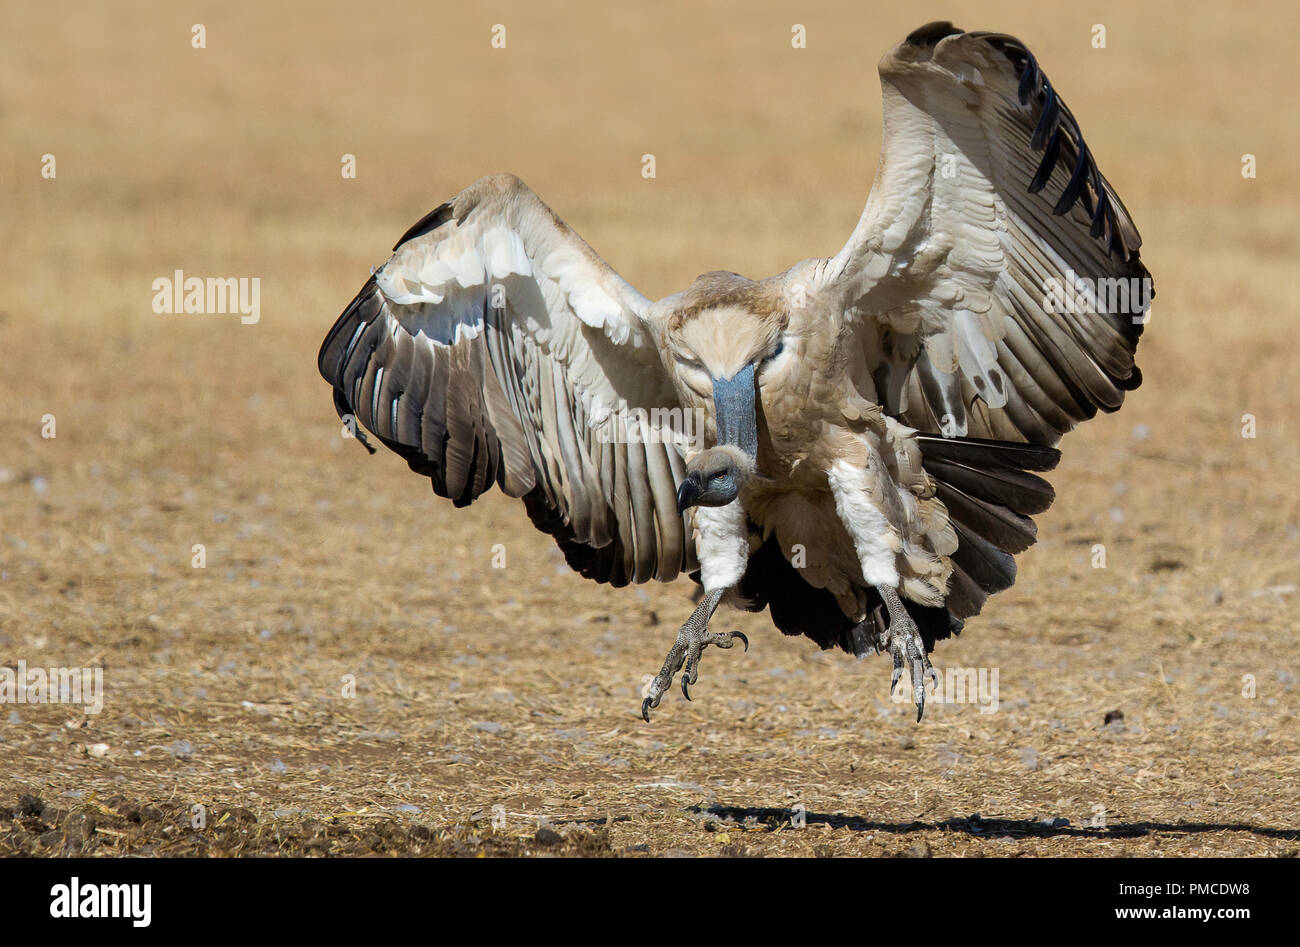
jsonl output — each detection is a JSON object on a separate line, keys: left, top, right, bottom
{"left": 877, "top": 585, "right": 939, "bottom": 724}
{"left": 637, "top": 588, "right": 745, "bottom": 719}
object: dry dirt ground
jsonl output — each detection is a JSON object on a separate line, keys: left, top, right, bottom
{"left": 2, "top": 1, "right": 1297, "bottom": 858}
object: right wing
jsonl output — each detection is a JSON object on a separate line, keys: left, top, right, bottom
{"left": 318, "top": 174, "right": 696, "bottom": 585}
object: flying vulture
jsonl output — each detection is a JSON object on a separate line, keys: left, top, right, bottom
{"left": 318, "top": 22, "right": 1153, "bottom": 721}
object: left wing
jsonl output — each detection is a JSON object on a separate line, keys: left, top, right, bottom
{"left": 794, "top": 22, "right": 1154, "bottom": 620}
{"left": 810, "top": 22, "right": 1153, "bottom": 446}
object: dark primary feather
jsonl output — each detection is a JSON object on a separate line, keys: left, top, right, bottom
{"left": 392, "top": 202, "right": 458, "bottom": 251}
{"left": 905, "top": 20, "right": 964, "bottom": 48}
{"left": 916, "top": 434, "right": 1061, "bottom": 619}
{"left": 976, "top": 30, "right": 1144, "bottom": 262}
{"left": 319, "top": 274, "right": 520, "bottom": 508}
{"left": 864, "top": 25, "right": 1155, "bottom": 449}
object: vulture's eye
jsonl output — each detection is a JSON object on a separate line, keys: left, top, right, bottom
{"left": 763, "top": 339, "right": 785, "bottom": 363}
{"left": 709, "top": 472, "right": 727, "bottom": 485}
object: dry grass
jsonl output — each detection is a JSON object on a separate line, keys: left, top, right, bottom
{"left": 1, "top": 0, "right": 1297, "bottom": 857}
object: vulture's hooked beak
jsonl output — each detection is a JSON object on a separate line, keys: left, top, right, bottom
{"left": 676, "top": 474, "right": 704, "bottom": 513}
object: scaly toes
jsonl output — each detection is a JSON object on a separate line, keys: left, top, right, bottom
{"left": 884, "top": 620, "right": 938, "bottom": 721}
{"left": 641, "top": 675, "right": 672, "bottom": 721}
{"left": 643, "top": 627, "right": 751, "bottom": 716}
{"left": 681, "top": 651, "right": 700, "bottom": 700}
{"left": 910, "top": 652, "right": 927, "bottom": 721}
{"left": 889, "top": 645, "right": 906, "bottom": 695}
{"left": 910, "top": 648, "right": 938, "bottom": 722}
{"left": 711, "top": 630, "right": 748, "bottom": 652}
{"left": 682, "top": 632, "right": 749, "bottom": 699}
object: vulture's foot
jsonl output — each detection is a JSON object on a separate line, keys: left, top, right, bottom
{"left": 875, "top": 585, "right": 939, "bottom": 722}
{"left": 640, "top": 588, "right": 748, "bottom": 721}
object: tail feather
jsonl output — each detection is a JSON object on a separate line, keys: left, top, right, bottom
{"left": 921, "top": 458, "right": 1056, "bottom": 514}
{"left": 934, "top": 481, "right": 1038, "bottom": 553}
{"left": 914, "top": 434, "right": 1060, "bottom": 472}
{"left": 918, "top": 434, "right": 1061, "bottom": 619}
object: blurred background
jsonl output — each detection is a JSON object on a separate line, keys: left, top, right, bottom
{"left": 0, "top": 1, "right": 1296, "bottom": 856}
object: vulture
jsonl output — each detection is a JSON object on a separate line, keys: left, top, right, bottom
{"left": 318, "top": 22, "right": 1153, "bottom": 722}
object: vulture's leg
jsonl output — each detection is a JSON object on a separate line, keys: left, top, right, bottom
{"left": 640, "top": 588, "right": 748, "bottom": 721}
{"left": 875, "top": 585, "right": 939, "bottom": 722}
{"left": 826, "top": 456, "right": 939, "bottom": 721}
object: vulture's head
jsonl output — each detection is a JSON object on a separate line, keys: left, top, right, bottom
{"left": 676, "top": 445, "right": 757, "bottom": 512}
{"left": 665, "top": 281, "right": 793, "bottom": 474}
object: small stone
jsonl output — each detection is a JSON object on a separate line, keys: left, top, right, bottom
{"left": 65, "top": 813, "right": 95, "bottom": 840}
{"left": 534, "top": 827, "right": 562, "bottom": 846}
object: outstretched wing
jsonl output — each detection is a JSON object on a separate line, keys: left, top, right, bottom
{"left": 815, "top": 22, "right": 1153, "bottom": 445}
{"left": 319, "top": 173, "right": 695, "bottom": 585}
